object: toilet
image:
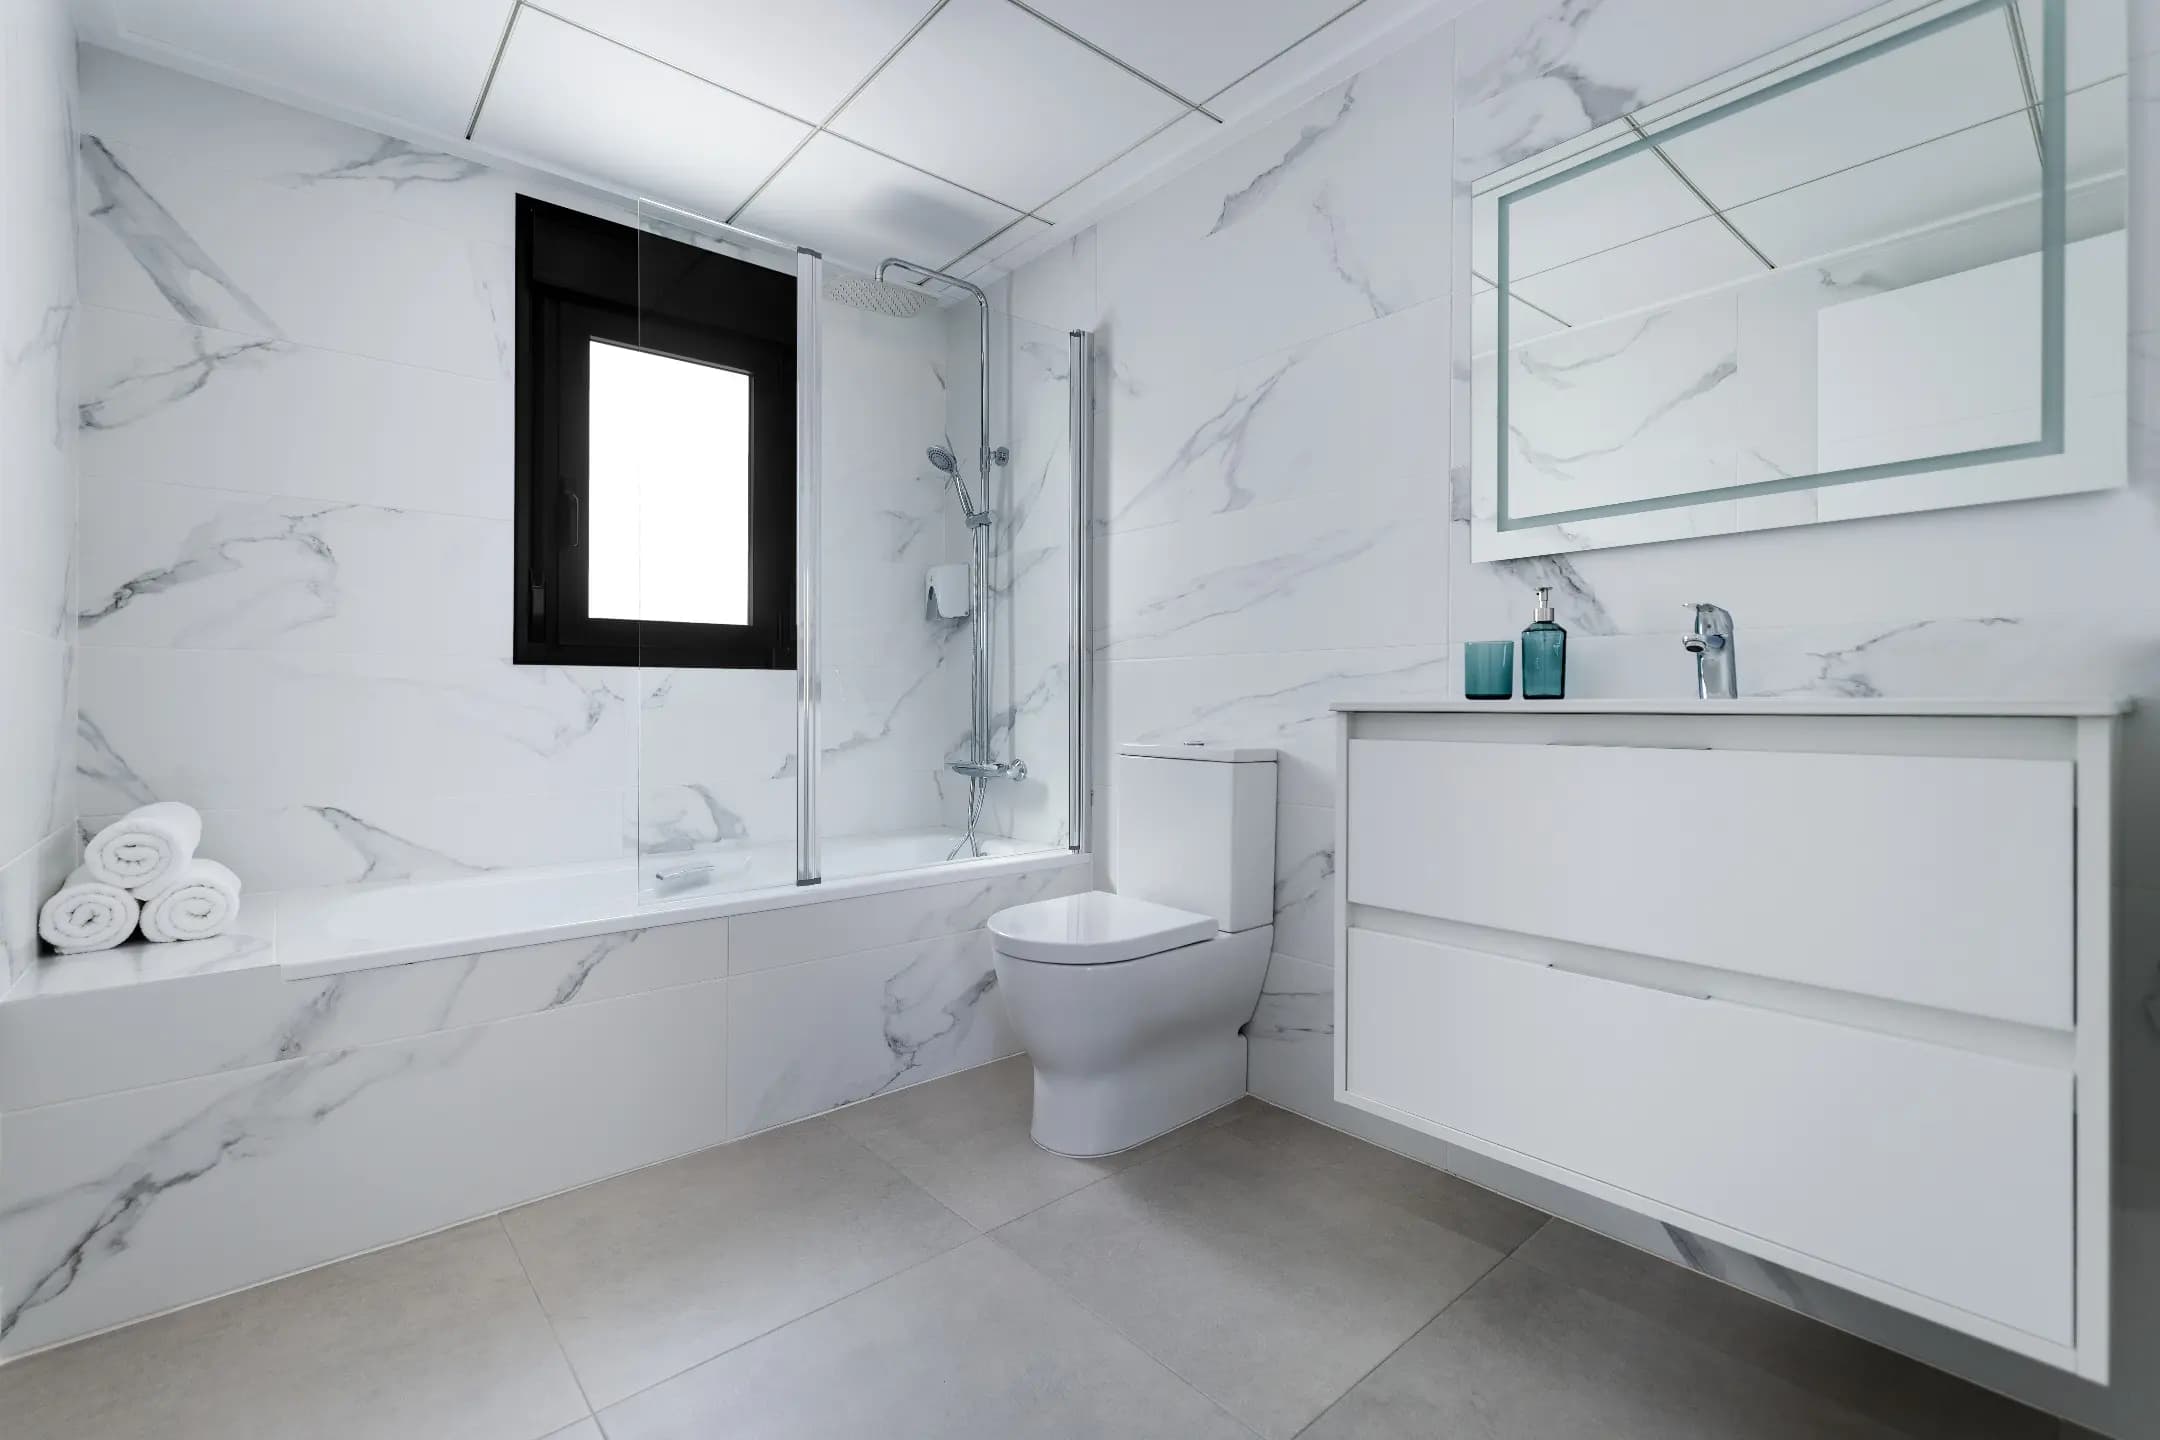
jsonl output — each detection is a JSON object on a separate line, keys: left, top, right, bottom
{"left": 988, "top": 743, "right": 1277, "bottom": 1157}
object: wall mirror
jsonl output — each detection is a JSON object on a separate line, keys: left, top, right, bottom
{"left": 1468, "top": 0, "right": 2127, "bottom": 561}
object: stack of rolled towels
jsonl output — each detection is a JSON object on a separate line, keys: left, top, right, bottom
{"left": 37, "top": 802, "right": 243, "bottom": 955}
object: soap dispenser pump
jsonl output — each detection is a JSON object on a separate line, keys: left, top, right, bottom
{"left": 1521, "top": 586, "right": 1567, "bottom": 699}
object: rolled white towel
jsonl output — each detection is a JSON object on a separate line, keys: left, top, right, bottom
{"left": 137, "top": 859, "right": 242, "bottom": 944}
{"left": 38, "top": 866, "right": 142, "bottom": 955}
{"left": 84, "top": 801, "right": 203, "bottom": 895}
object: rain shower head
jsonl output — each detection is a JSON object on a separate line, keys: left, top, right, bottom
{"left": 822, "top": 270, "right": 937, "bottom": 319}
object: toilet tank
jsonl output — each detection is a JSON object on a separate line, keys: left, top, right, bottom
{"left": 1113, "top": 743, "right": 1278, "bottom": 932}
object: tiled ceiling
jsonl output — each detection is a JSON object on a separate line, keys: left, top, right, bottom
{"left": 79, "top": 0, "right": 1448, "bottom": 279}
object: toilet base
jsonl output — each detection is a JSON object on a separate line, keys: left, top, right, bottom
{"left": 993, "top": 923, "right": 1272, "bottom": 1159}
{"left": 1030, "top": 1032, "right": 1249, "bottom": 1158}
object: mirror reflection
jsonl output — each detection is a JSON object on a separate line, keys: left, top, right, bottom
{"left": 1470, "top": 0, "right": 2127, "bottom": 559}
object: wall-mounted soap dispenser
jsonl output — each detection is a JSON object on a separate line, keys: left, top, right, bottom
{"left": 1521, "top": 586, "right": 1567, "bottom": 699}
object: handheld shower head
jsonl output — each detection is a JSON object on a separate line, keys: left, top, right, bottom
{"left": 928, "top": 445, "right": 982, "bottom": 520}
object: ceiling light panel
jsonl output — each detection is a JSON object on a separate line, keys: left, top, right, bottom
{"left": 535, "top": 0, "right": 935, "bottom": 122}
{"left": 474, "top": 8, "right": 810, "bottom": 224}
{"left": 109, "top": 0, "right": 510, "bottom": 135}
{"left": 831, "top": 0, "right": 1188, "bottom": 212}
{"left": 736, "top": 132, "right": 1024, "bottom": 272}
{"left": 1019, "top": 0, "right": 1351, "bottom": 104}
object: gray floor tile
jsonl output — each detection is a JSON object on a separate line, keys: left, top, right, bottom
{"left": 1510, "top": 1220, "right": 2060, "bottom": 1439}
{"left": 1228, "top": 1102, "right": 1548, "bottom": 1254}
{"left": 992, "top": 1106, "right": 1517, "bottom": 1439}
{"left": 503, "top": 1116, "right": 975, "bottom": 1409}
{"left": 596, "top": 1238, "right": 1253, "bottom": 1440}
{"left": 831, "top": 1054, "right": 1257, "bottom": 1228}
{"left": 543, "top": 1424, "right": 603, "bottom": 1440}
{"left": 1304, "top": 1256, "right": 1902, "bottom": 1440}
{"left": 0, "top": 1220, "right": 587, "bottom": 1440}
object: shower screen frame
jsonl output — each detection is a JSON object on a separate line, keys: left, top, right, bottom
{"left": 785, "top": 260, "right": 1094, "bottom": 887}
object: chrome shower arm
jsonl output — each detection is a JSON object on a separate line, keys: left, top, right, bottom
{"left": 877, "top": 257, "right": 992, "bottom": 482}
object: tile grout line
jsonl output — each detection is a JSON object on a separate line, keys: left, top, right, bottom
{"left": 983, "top": 1229, "right": 1266, "bottom": 1440}
{"left": 493, "top": 1213, "right": 602, "bottom": 1430}
{"left": 1286, "top": 1231, "right": 1539, "bottom": 1438}
{"left": 565, "top": 1125, "right": 987, "bottom": 1419}
{"left": 974, "top": 1100, "right": 1287, "bottom": 1437}
{"left": 75, "top": 293, "right": 517, "bottom": 386}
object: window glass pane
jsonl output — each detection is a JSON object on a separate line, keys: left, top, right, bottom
{"left": 588, "top": 339, "right": 751, "bottom": 625}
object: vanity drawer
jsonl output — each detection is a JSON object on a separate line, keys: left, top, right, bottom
{"left": 1344, "top": 927, "right": 2074, "bottom": 1344}
{"left": 1346, "top": 738, "right": 2073, "bottom": 1027}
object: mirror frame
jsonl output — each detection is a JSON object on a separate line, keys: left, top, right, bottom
{"left": 1471, "top": 0, "right": 2106, "bottom": 557}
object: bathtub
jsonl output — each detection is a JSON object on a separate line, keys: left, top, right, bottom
{"left": 276, "top": 827, "right": 1076, "bottom": 979}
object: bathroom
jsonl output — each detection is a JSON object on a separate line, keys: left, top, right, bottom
{"left": 0, "top": 0, "right": 2154, "bottom": 1434}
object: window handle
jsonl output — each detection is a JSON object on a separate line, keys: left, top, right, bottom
{"left": 562, "top": 489, "right": 581, "bottom": 549}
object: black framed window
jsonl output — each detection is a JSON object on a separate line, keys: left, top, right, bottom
{"left": 515, "top": 195, "right": 796, "bottom": 669}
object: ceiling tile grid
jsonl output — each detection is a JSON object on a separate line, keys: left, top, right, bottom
{"left": 91, "top": 0, "right": 1432, "bottom": 279}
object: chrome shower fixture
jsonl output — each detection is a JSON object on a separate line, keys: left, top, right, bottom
{"left": 928, "top": 445, "right": 987, "bottom": 524}
{"left": 820, "top": 269, "right": 937, "bottom": 319}
{"left": 878, "top": 255, "right": 1023, "bottom": 860}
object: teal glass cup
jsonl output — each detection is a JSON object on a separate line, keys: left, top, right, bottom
{"left": 1464, "top": 640, "right": 1515, "bottom": 700}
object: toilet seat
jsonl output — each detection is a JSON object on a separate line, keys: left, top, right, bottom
{"left": 986, "top": 891, "right": 1215, "bottom": 965}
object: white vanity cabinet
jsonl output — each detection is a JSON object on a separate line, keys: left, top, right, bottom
{"left": 1331, "top": 700, "right": 2120, "bottom": 1379}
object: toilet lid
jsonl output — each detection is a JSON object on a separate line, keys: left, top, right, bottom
{"left": 987, "top": 891, "right": 1216, "bottom": 965}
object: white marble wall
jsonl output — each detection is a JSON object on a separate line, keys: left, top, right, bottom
{"left": 0, "top": 859, "right": 1087, "bottom": 1357}
{"left": 1003, "top": 0, "right": 2160, "bottom": 1429}
{"left": 69, "top": 51, "right": 978, "bottom": 890}
{"left": 0, "top": 0, "right": 80, "bottom": 990}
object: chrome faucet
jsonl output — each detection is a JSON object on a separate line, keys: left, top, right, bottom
{"left": 1682, "top": 603, "right": 1738, "bottom": 699}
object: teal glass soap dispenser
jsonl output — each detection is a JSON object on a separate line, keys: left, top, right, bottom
{"left": 1521, "top": 586, "right": 1567, "bottom": 699}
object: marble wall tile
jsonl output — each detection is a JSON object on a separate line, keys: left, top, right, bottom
{"left": 1095, "top": 469, "right": 1448, "bottom": 661}
{"left": 1246, "top": 951, "right": 1336, "bottom": 1116}
{"left": 991, "top": 316, "right": 1078, "bottom": 560}
{"left": 999, "top": 229, "right": 1098, "bottom": 334}
{"left": 79, "top": 648, "right": 636, "bottom": 825}
{"left": 1271, "top": 803, "right": 1335, "bottom": 966}
{"left": 1099, "top": 645, "right": 1454, "bottom": 816}
{"left": 76, "top": 48, "right": 538, "bottom": 243}
{"left": 982, "top": 536, "right": 1075, "bottom": 844}
{"left": 75, "top": 644, "right": 280, "bottom": 814}
{"left": 0, "top": 917, "right": 728, "bottom": 1110}
{"left": 1095, "top": 27, "right": 1455, "bottom": 386}
{"left": 1099, "top": 296, "right": 1447, "bottom": 539}
{"left": 0, "top": 979, "right": 734, "bottom": 1358}
{"left": 821, "top": 620, "right": 972, "bottom": 839}
{"left": 635, "top": 666, "right": 798, "bottom": 858}
{"left": 78, "top": 305, "right": 510, "bottom": 518}
{"left": 0, "top": 629, "right": 73, "bottom": 865}
{"left": 75, "top": 473, "right": 510, "bottom": 657}
{"left": 0, "top": 830, "right": 75, "bottom": 994}
{"left": 727, "top": 861, "right": 1087, "bottom": 974}
{"left": 0, "top": 0, "right": 79, "bottom": 962}
{"left": 81, "top": 784, "right": 633, "bottom": 893}
{"left": 77, "top": 129, "right": 509, "bottom": 381}
{"left": 727, "top": 929, "right": 1019, "bottom": 1136}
